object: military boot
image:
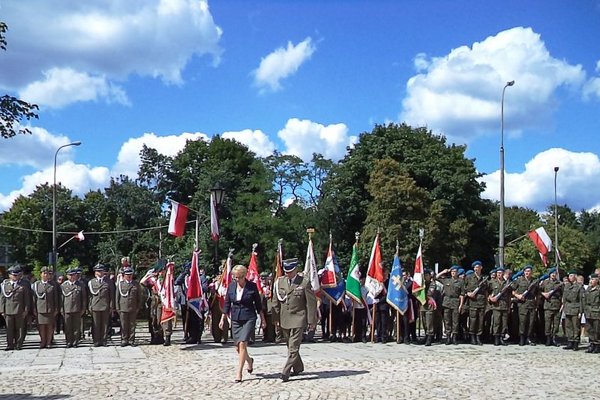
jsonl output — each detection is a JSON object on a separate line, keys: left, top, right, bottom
{"left": 545, "top": 336, "right": 553, "bottom": 346}
{"left": 470, "top": 334, "right": 477, "bottom": 345}
{"left": 425, "top": 335, "right": 432, "bottom": 347}
{"left": 452, "top": 334, "right": 458, "bottom": 345}
{"left": 572, "top": 341, "right": 579, "bottom": 351}
{"left": 563, "top": 341, "right": 573, "bottom": 350}
{"left": 586, "top": 344, "right": 595, "bottom": 353}
{"left": 476, "top": 335, "right": 483, "bottom": 345}
{"left": 446, "top": 335, "right": 452, "bottom": 345}
{"left": 519, "top": 335, "right": 526, "bottom": 346}
{"left": 164, "top": 336, "right": 171, "bottom": 346}
{"left": 494, "top": 335, "right": 500, "bottom": 346}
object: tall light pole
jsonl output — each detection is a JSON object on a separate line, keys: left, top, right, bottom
{"left": 210, "top": 182, "right": 225, "bottom": 274}
{"left": 498, "top": 80, "right": 515, "bottom": 269}
{"left": 554, "top": 166, "right": 560, "bottom": 277}
{"left": 52, "top": 141, "right": 82, "bottom": 270}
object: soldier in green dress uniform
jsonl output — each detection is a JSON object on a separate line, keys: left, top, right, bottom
{"left": 61, "top": 268, "right": 87, "bottom": 347}
{"left": 0, "top": 266, "right": 32, "bottom": 350}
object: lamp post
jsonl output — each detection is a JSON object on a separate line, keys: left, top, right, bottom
{"left": 210, "top": 182, "right": 225, "bottom": 273}
{"left": 554, "top": 166, "right": 560, "bottom": 277}
{"left": 52, "top": 141, "right": 82, "bottom": 270}
{"left": 498, "top": 80, "right": 515, "bottom": 269}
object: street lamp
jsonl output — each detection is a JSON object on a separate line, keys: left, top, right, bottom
{"left": 52, "top": 141, "right": 82, "bottom": 270}
{"left": 554, "top": 166, "right": 560, "bottom": 277}
{"left": 498, "top": 80, "right": 515, "bottom": 269}
{"left": 210, "top": 182, "right": 225, "bottom": 273}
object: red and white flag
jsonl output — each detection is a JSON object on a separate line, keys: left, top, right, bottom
{"left": 210, "top": 192, "right": 219, "bottom": 241}
{"left": 303, "top": 238, "right": 321, "bottom": 293}
{"left": 320, "top": 240, "right": 338, "bottom": 288}
{"left": 247, "top": 246, "right": 263, "bottom": 294}
{"left": 186, "top": 250, "right": 205, "bottom": 317}
{"left": 168, "top": 200, "right": 189, "bottom": 237}
{"left": 75, "top": 230, "right": 85, "bottom": 241}
{"left": 411, "top": 243, "right": 426, "bottom": 305}
{"left": 365, "top": 234, "right": 384, "bottom": 297}
{"left": 216, "top": 252, "right": 233, "bottom": 310}
{"left": 159, "top": 262, "right": 176, "bottom": 324}
{"left": 528, "top": 227, "right": 552, "bottom": 266}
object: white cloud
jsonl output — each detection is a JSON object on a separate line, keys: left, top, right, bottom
{"left": 112, "top": 132, "right": 210, "bottom": 179}
{"left": 0, "top": 0, "right": 222, "bottom": 107}
{"left": 19, "top": 68, "right": 129, "bottom": 109}
{"left": 583, "top": 60, "right": 600, "bottom": 100}
{"left": 277, "top": 118, "right": 357, "bottom": 161}
{"left": 0, "top": 162, "right": 110, "bottom": 211}
{"left": 401, "top": 27, "right": 586, "bottom": 143}
{"left": 0, "top": 126, "right": 76, "bottom": 169}
{"left": 480, "top": 148, "right": 600, "bottom": 211}
{"left": 222, "top": 129, "right": 276, "bottom": 158}
{"left": 253, "top": 37, "right": 316, "bottom": 92}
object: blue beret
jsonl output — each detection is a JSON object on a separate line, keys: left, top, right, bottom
{"left": 523, "top": 265, "right": 533, "bottom": 271}
{"left": 471, "top": 261, "right": 482, "bottom": 268}
{"left": 450, "top": 265, "right": 460, "bottom": 271}
{"left": 424, "top": 268, "right": 432, "bottom": 274}
{"left": 496, "top": 267, "right": 505, "bottom": 273}
{"left": 466, "top": 270, "right": 474, "bottom": 276}
{"left": 282, "top": 258, "right": 298, "bottom": 272}
{"left": 490, "top": 268, "right": 497, "bottom": 274}
{"left": 458, "top": 268, "right": 465, "bottom": 275}
{"left": 548, "top": 267, "right": 557, "bottom": 274}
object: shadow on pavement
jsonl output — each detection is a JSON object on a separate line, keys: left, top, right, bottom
{"left": 0, "top": 395, "right": 70, "bottom": 399}
{"left": 257, "top": 369, "right": 369, "bottom": 381}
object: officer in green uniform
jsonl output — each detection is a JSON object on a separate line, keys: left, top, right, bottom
{"left": 116, "top": 267, "right": 144, "bottom": 346}
{"left": 421, "top": 269, "right": 439, "bottom": 346}
{"left": 272, "top": 258, "right": 317, "bottom": 382}
{"left": 61, "top": 268, "right": 87, "bottom": 347}
{"left": 32, "top": 266, "right": 61, "bottom": 349}
{"left": 511, "top": 265, "right": 538, "bottom": 346}
{"left": 583, "top": 273, "right": 600, "bottom": 353}
{"left": 562, "top": 269, "right": 583, "bottom": 350}
{"left": 464, "top": 261, "right": 488, "bottom": 345}
{"left": 0, "top": 266, "right": 32, "bottom": 350}
{"left": 88, "top": 264, "right": 115, "bottom": 347}
{"left": 436, "top": 265, "right": 464, "bottom": 345}
{"left": 487, "top": 266, "right": 510, "bottom": 346}
{"left": 540, "top": 267, "right": 562, "bottom": 346}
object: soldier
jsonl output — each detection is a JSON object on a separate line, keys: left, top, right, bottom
{"left": 61, "top": 268, "right": 87, "bottom": 347}
{"left": 562, "top": 269, "right": 583, "bottom": 350}
{"left": 583, "top": 273, "right": 600, "bottom": 353}
{"left": 74, "top": 267, "right": 89, "bottom": 341}
{"left": 539, "top": 267, "right": 562, "bottom": 346}
{"left": 511, "top": 265, "right": 539, "bottom": 346}
{"left": 436, "top": 265, "right": 464, "bottom": 345}
{"left": 421, "top": 269, "right": 439, "bottom": 346}
{"left": 464, "top": 261, "right": 489, "bottom": 345}
{"left": 272, "top": 258, "right": 317, "bottom": 382}
{"left": 32, "top": 266, "right": 61, "bottom": 349}
{"left": 487, "top": 266, "right": 511, "bottom": 346}
{"left": 88, "top": 264, "right": 115, "bottom": 347}
{"left": 115, "top": 267, "right": 144, "bottom": 346}
{"left": 0, "top": 265, "right": 32, "bottom": 350}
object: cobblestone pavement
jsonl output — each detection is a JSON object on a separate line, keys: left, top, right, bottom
{"left": 1, "top": 325, "right": 599, "bottom": 400}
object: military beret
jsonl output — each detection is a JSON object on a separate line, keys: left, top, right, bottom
{"left": 122, "top": 267, "right": 134, "bottom": 275}
{"left": 465, "top": 270, "right": 474, "bottom": 276}
{"left": 548, "top": 267, "right": 557, "bottom": 274}
{"left": 523, "top": 265, "right": 533, "bottom": 272}
{"left": 590, "top": 273, "right": 598, "bottom": 279}
{"left": 282, "top": 258, "right": 298, "bottom": 272}
{"left": 496, "top": 267, "right": 505, "bottom": 273}
{"left": 568, "top": 269, "right": 577, "bottom": 275}
{"left": 450, "top": 265, "right": 460, "bottom": 271}
{"left": 93, "top": 264, "right": 106, "bottom": 272}
{"left": 458, "top": 268, "right": 465, "bottom": 275}
{"left": 490, "top": 268, "right": 497, "bottom": 274}
{"left": 424, "top": 268, "right": 432, "bottom": 275}
{"left": 153, "top": 260, "right": 166, "bottom": 273}
{"left": 472, "top": 261, "right": 483, "bottom": 268}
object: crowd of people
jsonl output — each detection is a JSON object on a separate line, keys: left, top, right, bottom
{"left": 2, "top": 256, "right": 600, "bottom": 359}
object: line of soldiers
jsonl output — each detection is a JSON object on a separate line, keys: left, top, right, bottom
{"left": 0, "top": 261, "right": 145, "bottom": 350}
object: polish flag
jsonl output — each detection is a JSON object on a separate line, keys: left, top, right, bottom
{"left": 168, "top": 200, "right": 189, "bottom": 237}
{"left": 528, "top": 227, "right": 552, "bottom": 266}
{"left": 75, "top": 231, "right": 85, "bottom": 241}
{"left": 210, "top": 192, "right": 219, "bottom": 241}
{"left": 247, "top": 247, "right": 263, "bottom": 294}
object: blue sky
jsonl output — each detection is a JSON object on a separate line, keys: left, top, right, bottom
{"left": 1, "top": 0, "right": 599, "bottom": 212}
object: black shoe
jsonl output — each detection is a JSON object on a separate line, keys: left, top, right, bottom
{"left": 452, "top": 335, "right": 458, "bottom": 345}
{"left": 528, "top": 338, "right": 536, "bottom": 346}
{"left": 494, "top": 336, "right": 500, "bottom": 346}
{"left": 280, "top": 374, "right": 289, "bottom": 382}
{"left": 446, "top": 336, "right": 452, "bottom": 345}
{"left": 164, "top": 337, "right": 171, "bottom": 346}
{"left": 563, "top": 341, "right": 573, "bottom": 350}
{"left": 476, "top": 335, "right": 483, "bottom": 346}
{"left": 470, "top": 334, "right": 477, "bottom": 345}
{"left": 425, "top": 335, "right": 432, "bottom": 347}
{"left": 120, "top": 342, "right": 127, "bottom": 347}
{"left": 572, "top": 342, "right": 579, "bottom": 351}
{"left": 586, "top": 344, "right": 595, "bottom": 353}
{"left": 546, "top": 336, "right": 552, "bottom": 346}
{"left": 519, "top": 336, "right": 525, "bottom": 346}
{"left": 290, "top": 369, "right": 303, "bottom": 376}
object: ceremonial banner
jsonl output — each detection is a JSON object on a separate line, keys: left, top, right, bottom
{"left": 168, "top": 200, "right": 189, "bottom": 237}
{"left": 528, "top": 227, "right": 552, "bottom": 266}
{"left": 365, "top": 234, "right": 384, "bottom": 297}
{"left": 210, "top": 192, "right": 219, "bottom": 241}
{"left": 321, "top": 241, "right": 345, "bottom": 304}
{"left": 247, "top": 247, "right": 263, "bottom": 294}
{"left": 411, "top": 244, "right": 426, "bottom": 305}
{"left": 387, "top": 254, "right": 409, "bottom": 314}
{"left": 346, "top": 242, "right": 362, "bottom": 302}
{"left": 160, "top": 262, "right": 176, "bottom": 324}
{"left": 303, "top": 238, "right": 321, "bottom": 293}
{"left": 186, "top": 250, "right": 205, "bottom": 318}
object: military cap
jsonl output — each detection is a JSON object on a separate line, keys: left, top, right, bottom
{"left": 66, "top": 268, "right": 77, "bottom": 275}
{"left": 523, "top": 265, "right": 533, "bottom": 272}
{"left": 568, "top": 269, "right": 577, "bottom": 275}
{"left": 590, "top": 273, "right": 598, "bottom": 279}
{"left": 282, "top": 258, "right": 298, "bottom": 272}
{"left": 40, "top": 266, "right": 51, "bottom": 273}
{"left": 450, "top": 265, "right": 460, "bottom": 271}
{"left": 472, "top": 261, "right": 483, "bottom": 268}
{"left": 458, "top": 268, "right": 465, "bottom": 276}
{"left": 74, "top": 267, "right": 83, "bottom": 274}
{"left": 122, "top": 267, "right": 134, "bottom": 275}
{"left": 8, "top": 266, "right": 20, "bottom": 275}
{"left": 465, "top": 270, "right": 474, "bottom": 276}
{"left": 93, "top": 263, "right": 106, "bottom": 272}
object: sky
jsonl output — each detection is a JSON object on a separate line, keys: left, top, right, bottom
{"left": 0, "top": 0, "right": 599, "bottom": 214}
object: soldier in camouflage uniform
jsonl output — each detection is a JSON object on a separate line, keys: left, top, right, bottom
{"left": 487, "top": 267, "right": 511, "bottom": 346}
{"left": 436, "top": 266, "right": 464, "bottom": 345}
{"left": 583, "top": 273, "right": 600, "bottom": 353}
{"left": 464, "top": 261, "right": 488, "bottom": 345}
{"left": 511, "top": 265, "right": 538, "bottom": 346}
{"left": 562, "top": 269, "right": 584, "bottom": 350}
{"left": 539, "top": 267, "right": 562, "bottom": 346}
